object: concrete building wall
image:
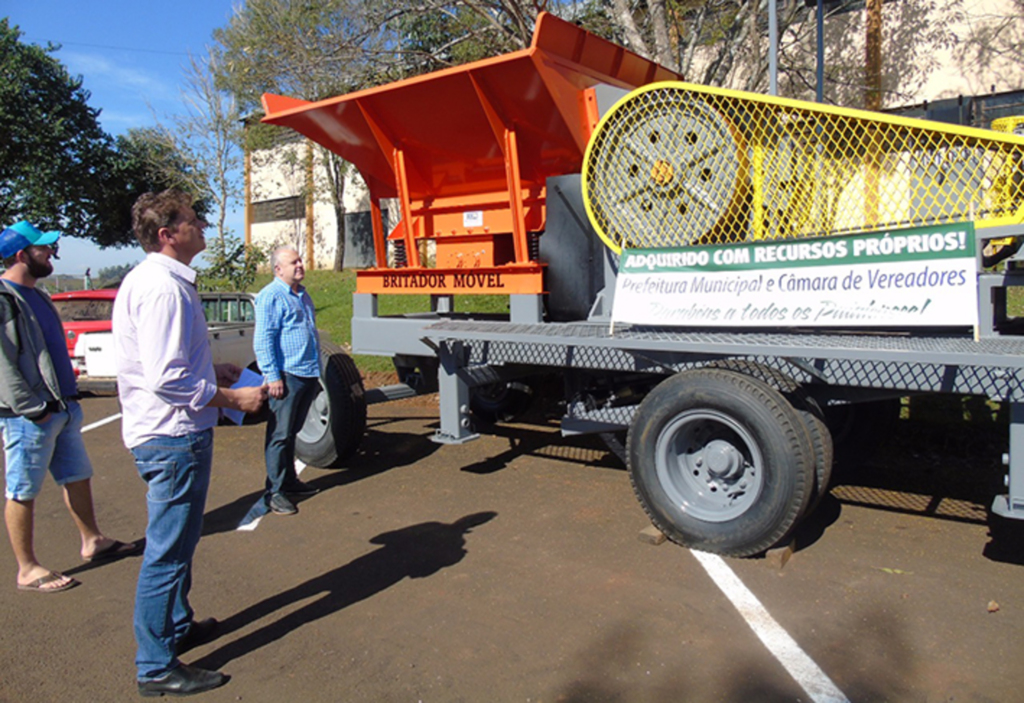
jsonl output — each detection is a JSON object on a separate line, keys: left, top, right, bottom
{"left": 247, "top": 137, "right": 387, "bottom": 270}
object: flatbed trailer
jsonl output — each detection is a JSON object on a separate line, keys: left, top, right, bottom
{"left": 264, "top": 13, "right": 1024, "bottom": 556}
{"left": 346, "top": 222, "right": 1024, "bottom": 556}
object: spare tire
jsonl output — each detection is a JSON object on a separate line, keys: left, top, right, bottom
{"left": 295, "top": 342, "right": 367, "bottom": 468}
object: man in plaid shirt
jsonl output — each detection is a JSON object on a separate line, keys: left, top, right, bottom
{"left": 253, "top": 247, "right": 321, "bottom": 516}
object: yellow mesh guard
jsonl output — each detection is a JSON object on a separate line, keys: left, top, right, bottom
{"left": 583, "top": 82, "right": 1024, "bottom": 254}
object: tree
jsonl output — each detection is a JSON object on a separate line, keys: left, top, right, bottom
{"left": 212, "top": 0, "right": 401, "bottom": 270}
{"left": 953, "top": 0, "right": 1024, "bottom": 97}
{"left": 144, "top": 53, "right": 242, "bottom": 243}
{"left": 197, "top": 235, "right": 267, "bottom": 292}
{"left": 776, "top": 0, "right": 965, "bottom": 108}
{"left": 0, "top": 19, "right": 115, "bottom": 237}
{"left": 86, "top": 127, "right": 212, "bottom": 248}
{"left": 0, "top": 20, "right": 202, "bottom": 247}
{"left": 593, "top": 1, "right": 819, "bottom": 93}
{"left": 95, "top": 262, "right": 137, "bottom": 287}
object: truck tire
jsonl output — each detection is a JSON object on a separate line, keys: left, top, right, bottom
{"left": 627, "top": 369, "right": 813, "bottom": 557}
{"left": 294, "top": 342, "right": 367, "bottom": 468}
{"left": 708, "top": 360, "right": 833, "bottom": 513}
{"left": 798, "top": 407, "right": 833, "bottom": 514}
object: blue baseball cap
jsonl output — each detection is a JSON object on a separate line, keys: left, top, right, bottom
{"left": 0, "top": 221, "right": 61, "bottom": 258}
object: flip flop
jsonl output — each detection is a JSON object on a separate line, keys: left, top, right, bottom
{"left": 17, "top": 571, "right": 80, "bottom": 593}
{"left": 84, "top": 539, "right": 143, "bottom": 563}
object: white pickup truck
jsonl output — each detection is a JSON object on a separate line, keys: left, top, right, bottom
{"left": 52, "top": 289, "right": 366, "bottom": 469}
{"left": 56, "top": 291, "right": 259, "bottom": 393}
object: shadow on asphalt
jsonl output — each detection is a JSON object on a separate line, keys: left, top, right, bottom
{"left": 460, "top": 422, "right": 624, "bottom": 475}
{"left": 983, "top": 516, "right": 1024, "bottom": 566}
{"left": 550, "top": 604, "right": 916, "bottom": 701}
{"left": 791, "top": 493, "right": 844, "bottom": 554}
{"left": 192, "top": 511, "right": 497, "bottom": 670}
{"left": 201, "top": 424, "right": 443, "bottom": 535}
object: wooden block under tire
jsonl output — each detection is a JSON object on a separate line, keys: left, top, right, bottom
{"left": 638, "top": 524, "right": 667, "bottom": 545}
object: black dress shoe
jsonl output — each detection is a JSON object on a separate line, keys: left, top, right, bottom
{"left": 138, "top": 664, "right": 229, "bottom": 697}
{"left": 284, "top": 480, "right": 319, "bottom": 497}
{"left": 175, "top": 617, "right": 219, "bottom": 655}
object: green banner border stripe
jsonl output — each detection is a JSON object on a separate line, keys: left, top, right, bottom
{"left": 621, "top": 223, "right": 976, "bottom": 273}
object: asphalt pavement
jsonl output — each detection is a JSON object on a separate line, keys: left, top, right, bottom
{"left": 1, "top": 395, "right": 1022, "bottom": 702}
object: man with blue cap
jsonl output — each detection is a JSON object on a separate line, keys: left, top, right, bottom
{"left": 0, "top": 221, "right": 140, "bottom": 594}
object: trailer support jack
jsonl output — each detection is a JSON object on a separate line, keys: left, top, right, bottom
{"left": 433, "top": 341, "right": 480, "bottom": 445}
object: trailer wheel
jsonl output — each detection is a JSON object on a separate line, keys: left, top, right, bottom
{"left": 798, "top": 407, "right": 833, "bottom": 513}
{"left": 628, "top": 369, "right": 813, "bottom": 557}
{"left": 708, "top": 360, "right": 833, "bottom": 513}
{"left": 295, "top": 342, "right": 367, "bottom": 468}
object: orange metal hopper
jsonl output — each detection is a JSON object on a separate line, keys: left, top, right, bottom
{"left": 262, "top": 12, "right": 680, "bottom": 294}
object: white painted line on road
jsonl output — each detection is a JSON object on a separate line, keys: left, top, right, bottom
{"left": 691, "top": 549, "right": 849, "bottom": 703}
{"left": 82, "top": 413, "right": 122, "bottom": 433}
{"left": 236, "top": 459, "right": 308, "bottom": 532}
{"left": 237, "top": 516, "right": 262, "bottom": 531}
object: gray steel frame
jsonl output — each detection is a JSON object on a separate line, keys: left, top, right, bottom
{"left": 406, "top": 315, "right": 1024, "bottom": 521}
{"left": 352, "top": 231, "right": 1024, "bottom": 523}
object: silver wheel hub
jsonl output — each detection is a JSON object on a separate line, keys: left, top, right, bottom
{"left": 654, "top": 409, "right": 764, "bottom": 522}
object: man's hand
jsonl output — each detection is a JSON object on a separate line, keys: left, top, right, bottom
{"left": 215, "top": 363, "right": 244, "bottom": 386}
{"left": 231, "top": 385, "right": 268, "bottom": 414}
{"left": 267, "top": 379, "right": 286, "bottom": 399}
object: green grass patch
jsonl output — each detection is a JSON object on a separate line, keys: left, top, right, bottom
{"left": 1009, "top": 286, "right": 1024, "bottom": 317}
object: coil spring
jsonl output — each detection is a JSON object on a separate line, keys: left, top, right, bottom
{"left": 527, "top": 232, "right": 541, "bottom": 261}
{"left": 392, "top": 241, "right": 407, "bottom": 268}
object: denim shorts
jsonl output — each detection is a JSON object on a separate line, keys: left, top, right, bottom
{"left": 2, "top": 401, "right": 94, "bottom": 501}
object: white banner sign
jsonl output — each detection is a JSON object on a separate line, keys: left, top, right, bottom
{"left": 613, "top": 224, "right": 977, "bottom": 328}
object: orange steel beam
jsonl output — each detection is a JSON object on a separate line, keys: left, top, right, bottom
{"left": 370, "top": 194, "right": 387, "bottom": 268}
{"left": 393, "top": 147, "right": 419, "bottom": 268}
{"left": 503, "top": 128, "right": 528, "bottom": 263}
{"left": 467, "top": 72, "right": 529, "bottom": 264}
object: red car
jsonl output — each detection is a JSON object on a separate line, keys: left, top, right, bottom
{"left": 50, "top": 288, "right": 118, "bottom": 362}
{"left": 49, "top": 288, "right": 257, "bottom": 390}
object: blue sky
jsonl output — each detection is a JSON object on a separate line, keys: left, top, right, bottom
{"left": 2, "top": 0, "right": 243, "bottom": 277}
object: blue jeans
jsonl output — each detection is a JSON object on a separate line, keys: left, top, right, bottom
{"left": 265, "top": 373, "right": 319, "bottom": 496}
{"left": 131, "top": 429, "right": 213, "bottom": 681}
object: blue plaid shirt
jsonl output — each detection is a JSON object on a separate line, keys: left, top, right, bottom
{"left": 253, "top": 277, "right": 320, "bottom": 383}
